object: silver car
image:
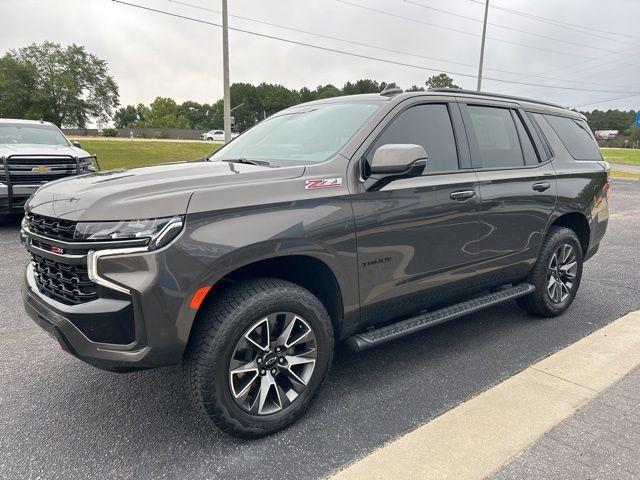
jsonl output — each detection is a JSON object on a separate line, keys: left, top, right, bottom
{"left": 0, "top": 119, "right": 96, "bottom": 216}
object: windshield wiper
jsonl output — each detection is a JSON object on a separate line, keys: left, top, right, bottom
{"left": 221, "top": 158, "right": 272, "bottom": 167}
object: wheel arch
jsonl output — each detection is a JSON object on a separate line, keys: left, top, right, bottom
{"left": 549, "top": 211, "right": 590, "bottom": 255}
{"left": 185, "top": 254, "right": 345, "bottom": 351}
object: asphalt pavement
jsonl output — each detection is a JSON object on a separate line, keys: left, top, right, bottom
{"left": 1, "top": 180, "right": 639, "bottom": 480}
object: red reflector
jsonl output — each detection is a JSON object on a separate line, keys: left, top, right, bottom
{"left": 190, "top": 286, "right": 212, "bottom": 310}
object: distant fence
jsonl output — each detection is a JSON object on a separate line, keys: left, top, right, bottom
{"left": 63, "top": 128, "right": 206, "bottom": 140}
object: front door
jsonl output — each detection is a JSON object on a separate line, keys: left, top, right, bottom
{"left": 351, "top": 101, "right": 482, "bottom": 328}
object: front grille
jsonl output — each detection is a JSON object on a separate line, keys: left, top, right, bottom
{"left": 2, "top": 155, "right": 80, "bottom": 185}
{"left": 30, "top": 253, "right": 98, "bottom": 305}
{"left": 4, "top": 173, "right": 72, "bottom": 184}
{"left": 25, "top": 213, "right": 77, "bottom": 241}
{"left": 6, "top": 157, "right": 77, "bottom": 167}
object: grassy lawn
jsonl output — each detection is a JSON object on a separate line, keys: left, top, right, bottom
{"left": 611, "top": 170, "right": 640, "bottom": 180}
{"left": 600, "top": 148, "right": 640, "bottom": 165}
{"left": 74, "top": 139, "right": 220, "bottom": 170}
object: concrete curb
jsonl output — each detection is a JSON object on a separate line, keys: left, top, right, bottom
{"left": 330, "top": 310, "right": 640, "bottom": 480}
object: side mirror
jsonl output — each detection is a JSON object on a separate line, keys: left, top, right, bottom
{"left": 365, "top": 144, "right": 427, "bottom": 190}
{"left": 72, "top": 141, "right": 82, "bottom": 148}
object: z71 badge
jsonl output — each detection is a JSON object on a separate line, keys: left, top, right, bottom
{"left": 305, "top": 178, "right": 343, "bottom": 190}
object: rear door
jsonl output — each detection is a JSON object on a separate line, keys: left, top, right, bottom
{"left": 459, "top": 101, "right": 557, "bottom": 284}
{"left": 351, "top": 99, "right": 481, "bottom": 327}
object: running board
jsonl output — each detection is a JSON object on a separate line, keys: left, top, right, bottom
{"left": 346, "top": 283, "right": 535, "bottom": 352}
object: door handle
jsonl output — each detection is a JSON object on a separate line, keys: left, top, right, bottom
{"left": 532, "top": 182, "right": 551, "bottom": 192}
{"left": 450, "top": 190, "right": 476, "bottom": 201}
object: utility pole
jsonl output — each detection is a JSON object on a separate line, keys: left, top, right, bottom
{"left": 222, "top": 0, "right": 231, "bottom": 142}
{"left": 476, "top": 0, "right": 489, "bottom": 91}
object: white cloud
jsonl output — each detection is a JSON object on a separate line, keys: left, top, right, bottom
{"left": 0, "top": 0, "right": 638, "bottom": 111}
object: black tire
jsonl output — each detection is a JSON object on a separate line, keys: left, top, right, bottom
{"left": 517, "top": 226, "right": 583, "bottom": 317}
{"left": 184, "top": 278, "right": 334, "bottom": 438}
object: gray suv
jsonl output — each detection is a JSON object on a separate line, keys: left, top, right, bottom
{"left": 20, "top": 89, "right": 609, "bottom": 437}
{"left": 0, "top": 119, "right": 96, "bottom": 215}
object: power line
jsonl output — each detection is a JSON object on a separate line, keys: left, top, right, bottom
{"left": 337, "top": 0, "right": 638, "bottom": 67}
{"left": 503, "top": 45, "right": 640, "bottom": 97}
{"left": 168, "top": 0, "right": 637, "bottom": 90}
{"left": 403, "top": 0, "right": 639, "bottom": 53}
{"left": 111, "top": 0, "right": 640, "bottom": 95}
{"left": 572, "top": 92, "right": 640, "bottom": 109}
{"left": 468, "top": 0, "right": 640, "bottom": 43}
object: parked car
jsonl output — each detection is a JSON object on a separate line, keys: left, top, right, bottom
{"left": 201, "top": 129, "right": 239, "bottom": 141}
{"left": 21, "top": 89, "right": 609, "bottom": 438}
{"left": 0, "top": 119, "right": 96, "bottom": 216}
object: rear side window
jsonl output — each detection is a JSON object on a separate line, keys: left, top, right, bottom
{"left": 543, "top": 115, "right": 602, "bottom": 160}
{"left": 466, "top": 106, "right": 524, "bottom": 168}
{"left": 512, "top": 112, "right": 539, "bottom": 166}
{"left": 368, "top": 103, "right": 459, "bottom": 174}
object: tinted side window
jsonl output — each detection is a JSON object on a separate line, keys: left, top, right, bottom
{"left": 543, "top": 115, "right": 601, "bottom": 160}
{"left": 369, "top": 104, "right": 459, "bottom": 174}
{"left": 512, "top": 111, "right": 539, "bottom": 166}
{"left": 466, "top": 106, "right": 524, "bottom": 168}
{"left": 531, "top": 113, "right": 558, "bottom": 152}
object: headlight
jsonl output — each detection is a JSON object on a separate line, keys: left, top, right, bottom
{"left": 74, "top": 216, "right": 184, "bottom": 249}
{"left": 78, "top": 157, "right": 96, "bottom": 172}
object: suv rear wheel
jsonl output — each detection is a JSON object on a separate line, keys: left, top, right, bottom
{"left": 185, "top": 278, "right": 334, "bottom": 438}
{"left": 517, "top": 226, "right": 583, "bottom": 317}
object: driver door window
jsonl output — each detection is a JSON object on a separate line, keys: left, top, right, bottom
{"left": 367, "top": 103, "right": 460, "bottom": 174}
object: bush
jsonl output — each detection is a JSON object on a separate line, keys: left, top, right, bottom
{"left": 101, "top": 128, "right": 118, "bottom": 137}
{"left": 153, "top": 129, "right": 169, "bottom": 139}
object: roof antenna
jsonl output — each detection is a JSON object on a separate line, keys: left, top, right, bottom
{"left": 380, "top": 84, "right": 403, "bottom": 97}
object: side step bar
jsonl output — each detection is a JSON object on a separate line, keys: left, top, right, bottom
{"left": 346, "top": 283, "right": 535, "bottom": 352}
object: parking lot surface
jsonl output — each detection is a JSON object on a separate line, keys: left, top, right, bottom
{"left": 1, "top": 180, "right": 639, "bottom": 480}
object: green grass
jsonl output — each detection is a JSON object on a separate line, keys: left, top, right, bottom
{"left": 600, "top": 148, "right": 640, "bottom": 165}
{"left": 74, "top": 139, "right": 220, "bottom": 170}
{"left": 611, "top": 170, "right": 640, "bottom": 180}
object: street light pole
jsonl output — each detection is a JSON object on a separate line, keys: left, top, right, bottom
{"left": 222, "top": 0, "right": 231, "bottom": 142}
{"left": 476, "top": 0, "right": 489, "bottom": 91}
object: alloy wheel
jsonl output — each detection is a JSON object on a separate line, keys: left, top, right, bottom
{"left": 228, "top": 312, "right": 317, "bottom": 415}
{"left": 546, "top": 244, "right": 577, "bottom": 304}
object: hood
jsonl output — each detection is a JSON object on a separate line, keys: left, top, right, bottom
{"left": 26, "top": 160, "right": 305, "bottom": 222}
{"left": 0, "top": 143, "right": 90, "bottom": 158}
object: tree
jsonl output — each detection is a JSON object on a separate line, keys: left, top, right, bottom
{"left": 405, "top": 85, "right": 425, "bottom": 92}
{"left": 314, "top": 84, "right": 342, "bottom": 99}
{"left": 6, "top": 42, "right": 119, "bottom": 127}
{"left": 0, "top": 53, "right": 38, "bottom": 119}
{"left": 178, "top": 101, "right": 216, "bottom": 130}
{"left": 143, "top": 97, "right": 190, "bottom": 129}
{"left": 342, "top": 79, "right": 382, "bottom": 95}
{"left": 113, "top": 105, "right": 139, "bottom": 128}
{"left": 425, "top": 73, "right": 460, "bottom": 89}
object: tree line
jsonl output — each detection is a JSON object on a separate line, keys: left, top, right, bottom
{"left": 3, "top": 42, "right": 638, "bottom": 139}
{"left": 114, "top": 74, "right": 460, "bottom": 132}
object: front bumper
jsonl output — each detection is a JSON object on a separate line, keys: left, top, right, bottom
{"left": 0, "top": 184, "right": 39, "bottom": 213}
{"left": 20, "top": 224, "right": 208, "bottom": 371}
{"left": 22, "top": 264, "right": 152, "bottom": 371}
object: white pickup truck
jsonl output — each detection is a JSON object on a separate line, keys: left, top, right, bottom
{"left": 0, "top": 119, "right": 96, "bottom": 216}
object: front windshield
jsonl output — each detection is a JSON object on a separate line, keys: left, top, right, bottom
{"left": 210, "top": 102, "right": 381, "bottom": 166}
{"left": 0, "top": 123, "right": 70, "bottom": 146}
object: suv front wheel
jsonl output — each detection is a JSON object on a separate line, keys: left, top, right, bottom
{"left": 185, "top": 278, "right": 334, "bottom": 438}
{"left": 517, "top": 226, "right": 584, "bottom": 317}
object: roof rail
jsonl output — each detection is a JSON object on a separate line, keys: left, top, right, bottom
{"left": 427, "top": 88, "right": 566, "bottom": 110}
